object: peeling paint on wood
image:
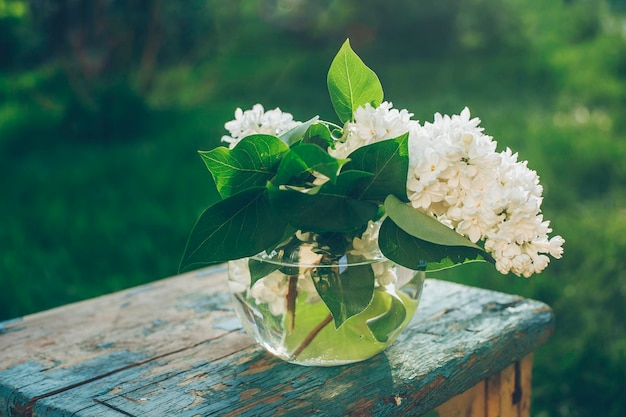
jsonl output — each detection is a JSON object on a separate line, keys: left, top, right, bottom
{"left": 0, "top": 318, "right": 25, "bottom": 335}
{"left": 0, "top": 266, "right": 553, "bottom": 417}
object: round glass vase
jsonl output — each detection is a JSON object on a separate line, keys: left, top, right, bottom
{"left": 227, "top": 232, "right": 425, "bottom": 367}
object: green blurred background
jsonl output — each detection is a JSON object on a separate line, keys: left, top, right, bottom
{"left": 1, "top": 0, "right": 625, "bottom": 415}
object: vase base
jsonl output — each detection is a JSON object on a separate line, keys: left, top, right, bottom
{"left": 285, "top": 357, "right": 373, "bottom": 367}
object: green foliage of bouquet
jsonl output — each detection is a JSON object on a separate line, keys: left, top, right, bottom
{"left": 180, "top": 39, "right": 564, "bottom": 328}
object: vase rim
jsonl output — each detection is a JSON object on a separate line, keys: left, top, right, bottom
{"left": 249, "top": 252, "right": 387, "bottom": 268}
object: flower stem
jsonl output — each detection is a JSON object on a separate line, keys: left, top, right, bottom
{"left": 289, "top": 312, "right": 333, "bottom": 361}
{"left": 286, "top": 275, "right": 298, "bottom": 333}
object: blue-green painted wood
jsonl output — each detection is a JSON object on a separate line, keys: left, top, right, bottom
{"left": 0, "top": 318, "right": 25, "bottom": 335}
{"left": 0, "top": 352, "right": 149, "bottom": 416}
{"left": 0, "top": 269, "right": 553, "bottom": 417}
{"left": 0, "top": 266, "right": 232, "bottom": 416}
{"left": 89, "top": 281, "right": 552, "bottom": 416}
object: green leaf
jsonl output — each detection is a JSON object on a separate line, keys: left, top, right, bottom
{"left": 301, "top": 122, "right": 334, "bottom": 149}
{"left": 343, "top": 133, "right": 409, "bottom": 202}
{"left": 274, "top": 143, "right": 346, "bottom": 186}
{"left": 378, "top": 217, "right": 490, "bottom": 271}
{"left": 179, "top": 187, "right": 288, "bottom": 272}
{"left": 327, "top": 39, "right": 384, "bottom": 123}
{"left": 248, "top": 258, "right": 281, "bottom": 287}
{"left": 334, "top": 170, "right": 375, "bottom": 194}
{"left": 295, "top": 143, "right": 346, "bottom": 181}
{"left": 280, "top": 116, "right": 320, "bottom": 145}
{"left": 311, "top": 255, "right": 375, "bottom": 328}
{"left": 272, "top": 150, "right": 310, "bottom": 186}
{"left": 199, "top": 134, "right": 289, "bottom": 199}
{"left": 264, "top": 224, "right": 298, "bottom": 255}
{"left": 249, "top": 235, "right": 305, "bottom": 285}
{"left": 384, "top": 195, "right": 491, "bottom": 251}
{"left": 366, "top": 291, "right": 407, "bottom": 342}
{"left": 267, "top": 184, "right": 378, "bottom": 233}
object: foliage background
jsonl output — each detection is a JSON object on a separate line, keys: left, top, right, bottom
{"left": 1, "top": 0, "right": 625, "bottom": 415}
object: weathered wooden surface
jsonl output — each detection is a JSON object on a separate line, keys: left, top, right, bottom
{"left": 0, "top": 266, "right": 554, "bottom": 417}
{"left": 433, "top": 354, "right": 533, "bottom": 417}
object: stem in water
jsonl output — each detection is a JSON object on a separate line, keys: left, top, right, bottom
{"left": 286, "top": 275, "right": 298, "bottom": 333}
{"left": 289, "top": 312, "right": 333, "bottom": 361}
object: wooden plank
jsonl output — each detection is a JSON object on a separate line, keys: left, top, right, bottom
{"left": 0, "top": 266, "right": 234, "bottom": 416}
{"left": 433, "top": 380, "right": 486, "bottom": 417}
{"left": 43, "top": 282, "right": 552, "bottom": 415}
{"left": 518, "top": 354, "right": 533, "bottom": 417}
{"left": 485, "top": 354, "right": 533, "bottom": 417}
{"left": 1, "top": 271, "right": 554, "bottom": 417}
{"left": 31, "top": 331, "right": 256, "bottom": 417}
{"left": 486, "top": 360, "right": 517, "bottom": 417}
{"left": 424, "top": 353, "right": 534, "bottom": 417}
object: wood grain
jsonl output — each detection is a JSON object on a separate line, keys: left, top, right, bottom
{"left": 0, "top": 267, "right": 554, "bottom": 417}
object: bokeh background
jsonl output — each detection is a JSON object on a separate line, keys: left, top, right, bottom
{"left": 1, "top": 0, "right": 625, "bottom": 415}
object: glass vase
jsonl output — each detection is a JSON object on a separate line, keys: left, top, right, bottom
{"left": 227, "top": 229, "right": 425, "bottom": 366}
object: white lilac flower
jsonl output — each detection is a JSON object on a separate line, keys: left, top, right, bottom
{"left": 222, "top": 101, "right": 564, "bottom": 278}
{"left": 372, "top": 260, "right": 398, "bottom": 286}
{"left": 547, "top": 235, "right": 565, "bottom": 258}
{"left": 407, "top": 176, "right": 449, "bottom": 211}
{"left": 330, "top": 102, "right": 417, "bottom": 159}
{"left": 221, "top": 104, "right": 301, "bottom": 149}
{"left": 407, "top": 107, "right": 565, "bottom": 277}
{"left": 247, "top": 268, "right": 323, "bottom": 315}
{"left": 249, "top": 271, "right": 289, "bottom": 316}
{"left": 228, "top": 258, "right": 251, "bottom": 293}
{"left": 350, "top": 220, "right": 398, "bottom": 286}
{"left": 311, "top": 171, "right": 331, "bottom": 187}
{"left": 296, "top": 273, "right": 321, "bottom": 303}
{"left": 350, "top": 220, "right": 383, "bottom": 260}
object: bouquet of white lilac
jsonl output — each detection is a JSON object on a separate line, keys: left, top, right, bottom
{"left": 180, "top": 40, "right": 563, "bottom": 363}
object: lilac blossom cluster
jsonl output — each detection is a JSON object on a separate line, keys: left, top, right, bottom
{"left": 220, "top": 103, "right": 564, "bottom": 278}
